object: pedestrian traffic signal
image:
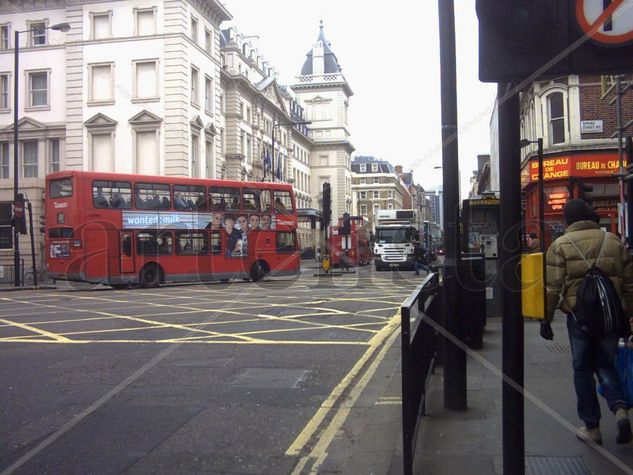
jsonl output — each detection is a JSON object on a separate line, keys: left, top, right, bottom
{"left": 321, "top": 182, "right": 331, "bottom": 230}
{"left": 341, "top": 212, "right": 351, "bottom": 236}
{"left": 14, "top": 195, "right": 27, "bottom": 235}
{"left": 39, "top": 215, "right": 46, "bottom": 234}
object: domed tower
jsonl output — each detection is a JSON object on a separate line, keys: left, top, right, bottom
{"left": 291, "top": 21, "right": 354, "bottom": 223}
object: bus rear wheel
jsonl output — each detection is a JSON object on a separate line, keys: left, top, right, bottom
{"left": 251, "top": 260, "right": 268, "bottom": 282}
{"left": 140, "top": 264, "right": 161, "bottom": 288}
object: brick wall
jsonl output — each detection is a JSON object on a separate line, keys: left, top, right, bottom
{"left": 579, "top": 74, "right": 633, "bottom": 140}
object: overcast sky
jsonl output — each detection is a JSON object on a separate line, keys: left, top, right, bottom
{"left": 223, "top": 0, "right": 498, "bottom": 193}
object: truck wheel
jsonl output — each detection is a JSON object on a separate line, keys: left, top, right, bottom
{"left": 140, "top": 264, "right": 161, "bottom": 288}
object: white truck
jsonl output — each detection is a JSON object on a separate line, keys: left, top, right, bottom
{"left": 373, "top": 209, "right": 419, "bottom": 271}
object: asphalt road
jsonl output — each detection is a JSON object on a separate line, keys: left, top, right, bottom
{"left": 0, "top": 264, "right": 421, "bottom": 474}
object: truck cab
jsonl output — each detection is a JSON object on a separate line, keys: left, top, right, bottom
{"left": 373, "top": 210, "right": 419, "bottom": 271}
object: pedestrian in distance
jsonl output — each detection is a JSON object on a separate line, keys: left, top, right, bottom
{"left": 542, "top": 198, "right": 633, "bottom": 446}
{"left": 413, "top": 240, "right": 429, "bottom": 276}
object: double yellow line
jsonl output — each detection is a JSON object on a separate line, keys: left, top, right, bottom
{"left": 287, "top": 310, "right": 401, "bottom": 474}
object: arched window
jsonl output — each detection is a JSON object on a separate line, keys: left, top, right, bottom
{"left": 548, "top": 92, "right": 565, "bottom": 145}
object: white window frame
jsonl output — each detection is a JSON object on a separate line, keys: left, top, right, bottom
{"left": 204, "top": 75, "right": 213, "bottom": 113}
{"left": 88, "top": 62, "right": 114, "bottom": 105}
{"left": 360, "top": 204, "right": 367, "bottom": 216}
{"left": 373, "top": 190, "right": 380, "bottom": 199}
{"left": 22, "top": 140, "right": 39, "bottom": 178}
{"left": 190, "top": 16, "right": 198, "bottom": 44}
{"left": 205, "top": 138, "right": 214, "bottom": 178}
{"left": 359, "top": 191, "right": 366, "bottom": 199}
{"left": 25, "top": 69, "right": 50, "bottom": 110}
{"left": 204, "top": 28, "right": 212, "bottom": 55}
{"left": 360, "top": 178, "right": 366, "bottom": 185}
{"left": 387, "top": 203, "right": 394, "bottom": 210}
{"left": 190, "top": 66, "right": 199, "bottom": 106}
{"left": 90, "top": 11, "right": 112, "bottom": 40}
{"left": 134, "top": 7, "right": 156, "bottom": 36}
{"left": 28, "top": 20, "right": 47, "bottom": 46}
{"left": 0, "top": 23, "right": 10, "bottom": 50}
{"left": 0, "top": 141, "right": 9, "bottom": 179}
{"left": 546, "top": 90, "right": 567, "bottom": 146}
{"left": 0, "top": 72, "right": 10, "bottom": 111}
{"left": 373, "top": 177, "right": 379, "bottom": 184}
{"left": 132, "top": 59, "right": 159, "bottom": 102}
{"left": 371, "top": 163, "right": 378, "bottom": 172}
{"left": 191, "top": 131, "right": 200, "bottom": 178}
{"left": 387, "top": 190, "right": 394, "bottom": 199}
{"left": 359, "top": 164, "right": 366, "bottom": 172}
{"left": 89, "top": 132, "right": 115, "bottom": 172}
{"left": 48, "top": 138, "right": 60, "bottom": 173}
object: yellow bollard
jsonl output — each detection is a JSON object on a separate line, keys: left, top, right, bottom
{"left": 521, "top": 252, "right": 544, "bottom": 319}
{"left": 322, "top": 253, "right": 331, "bottom": 273}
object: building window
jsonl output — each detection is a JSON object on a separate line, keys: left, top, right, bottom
{"left": 220, "top": 128, "right": 225, "bottom": 154}
{"left": 373, "top": 177, "right": 379, "bottom": 184}
{"left": 191, "top": 132, "right": 199, "bottom": 178}
{"left": 135, "top": 8, "right": 155, "bottom": 36}
{"left": 205, "top": 29, "right": 212, "bottom": 54}
{"left": 88, "top": 63, "right": 114, "bottom": 103}
{"left": 387, "top": 203, "right": 393, "bottom": 210}
{"left": 27, "top": 70, "right": 49, "bottom": 108}
{"left": 49, "top": 139, "right": 60, "bottom": 173}
{"left": 359, "top": 164, "right": 366, "bottom": 172}
{"left": 23, "top": 140, "right": 38, "bottom": 178}
{"left": 373, "top": 190, "right": 380, "bottom": 199}
{"left": 548, "top": 92, "right": 565, "bottom": 145}
{"left": 29, "top": 21, "right": 47, "bottom": 46}
{"left": 190, "top": 16, "right": 198, "bottom": 43}
{"left": 0, "top": 24, "right": 9, "bottom": 50}
{"left": 0, "top": 73, "right": 9, "bottom": 110}
{"left": 190, "top": 66, "right": 199, "bottom": 105}
{"left": 359, "top": 191, "right": 366, "bottom": 199}
{"left": 0, "top": 142, "right": 9, "bottom": 178}
{"left": 360, "top": 178, "right": 366, "bottom": 185}
{"left": 204, "top": 76, "right": 213, "bottom": 112}
{"left": 371, "top": 163, "right": 378, "bottom": 172}
{"left": 91, "top": 12, "right": 111, "bottom": 40}
{"left": 135, "top": 131, "right": 158, "bottom": 175}
{"left": 373, "top": 204, "right": 380, "bottom": 215}
{"left": 360, "top": 204, "right": 367, "bottom": 216}
{"left": 388, "top": 190, "right": 394, "bottom": 199}
{"left": 219, "top": 93, "right": 225, "bottom": 113}
{"left": 90, "top": 133, "right": 114, "bottom": 172}
{"left": 133, "top": 60, "right": 158, "bottom": 100}
{"left": 205, "top": 139, "right": 213, "bottom": 178}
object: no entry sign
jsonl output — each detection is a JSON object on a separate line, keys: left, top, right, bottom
{"left": 576, "top": 0, "right": 633, "bottom": 45}
{"left": 13, "top": 201, "right": 24, "bottom": 219}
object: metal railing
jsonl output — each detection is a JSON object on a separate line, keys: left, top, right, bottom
{"left": 401, "top": 272, "right": 442, "bottom": 475}
{"left": 0, "top": 259, "right": 25, "bottom": 285}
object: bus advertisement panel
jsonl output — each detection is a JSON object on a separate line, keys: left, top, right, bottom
{"left": 45, "top": 171, "right": 300, "bottom": 288}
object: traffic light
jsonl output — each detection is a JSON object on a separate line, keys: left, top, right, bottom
{"left": 14, "top": 194, "right": 27, "bottom": 235}
{"left": 341, "top": 212, "right": 351, "bottom": 236}
{"left": 321, "top": 182, "right": 331, "bottom": 230}
{"left": 477, "top": 0, "right": 633, "bottom": 82}
{"left": 39, "top": 215, "right": 46, "bottom": 234}
{"left": 578, "top": 181, "right": 594, "bottom": 202}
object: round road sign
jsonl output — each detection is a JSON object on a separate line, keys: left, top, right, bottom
{"left": 575, "top": 0, "right": 633, "bottom": 45}
{"left": 13, "top": 201, "right": 24, "bottom": 219}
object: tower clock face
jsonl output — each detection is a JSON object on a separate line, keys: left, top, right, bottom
{"left": 575, "top": 0, "right": 633, "bottom": 45}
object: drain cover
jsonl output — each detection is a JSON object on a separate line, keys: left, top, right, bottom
{"left": 546, "top": 345, "right": 571, "bottom": 354}
{"left": 231, "top": 368, "right": 310, "bottom": 389}
{"left": 526, "top": 456, "right": 591, "bottom": 474}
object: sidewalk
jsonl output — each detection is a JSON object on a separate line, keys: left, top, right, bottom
{"left": 324, "top": 316, "right": 633, "bottom": 474}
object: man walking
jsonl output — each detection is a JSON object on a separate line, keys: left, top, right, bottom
{"left": 413, "top": 240, "right": 428, "bottom": 276}
{"left": 541, "top": 199, "right": 633, "bottom": 445}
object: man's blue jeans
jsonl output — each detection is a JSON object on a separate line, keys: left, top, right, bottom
{"left": 414, "top": 262, "right": 430, "bottom": 275}
{"left": 567, "top": 314, "right": 628, "bottom": 428}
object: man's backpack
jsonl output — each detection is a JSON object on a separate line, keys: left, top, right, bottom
{"left": 566, "top": 233, "right": 629, "bottom": 338}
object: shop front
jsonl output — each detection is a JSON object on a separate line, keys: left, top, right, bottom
{"left": 521, "top": 151, "right": 625, "bottom": 247}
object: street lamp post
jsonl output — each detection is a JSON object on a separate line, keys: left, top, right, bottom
{"left": 270, "top": 119, "right": 310, "bottom": 182}
{"left": 13, "top": 22, "right": 70, "bottom": 286}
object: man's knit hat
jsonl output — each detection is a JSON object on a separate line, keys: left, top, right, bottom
{"left": 564, "top": 199, "right": 593, "bottom": 226}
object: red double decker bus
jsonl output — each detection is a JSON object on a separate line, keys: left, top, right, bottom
{"left": 45, "top": 171, "right": 300, "bottom": 288}
{"left": 328, "top": 216, "right": 372, "bottom": 268}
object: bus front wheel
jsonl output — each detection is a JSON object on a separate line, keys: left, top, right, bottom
{"left": 140, "top": 264, "right": 162, "bottom": 288}
{"left": 251, "top": 260, "right": 268, "bottom": 282}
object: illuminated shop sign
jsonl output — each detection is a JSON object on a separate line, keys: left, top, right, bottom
{"left": 547, "top": 192, "right": 568, "bottom": 211}
{"left": 525, "top": 154, "right": 628, "bottom": 183}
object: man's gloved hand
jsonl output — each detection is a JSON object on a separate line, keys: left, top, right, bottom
{"left": 540, "top": 321, "right": 554, "bottom": 340}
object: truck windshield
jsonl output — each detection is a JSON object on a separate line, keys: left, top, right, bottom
{"left": 376, "top": 228, "right": 415, "bottom": 244}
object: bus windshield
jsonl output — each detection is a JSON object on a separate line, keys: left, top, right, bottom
{"left": 376, "top": 227, "right": 416, "bottom": 244}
